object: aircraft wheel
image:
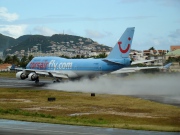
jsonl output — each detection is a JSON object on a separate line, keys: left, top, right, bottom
{"left": 56, "top": 78, "right": 62, "bottom": 82}
{"left": 35, "top": 79, "right": 39, "bottom": 84}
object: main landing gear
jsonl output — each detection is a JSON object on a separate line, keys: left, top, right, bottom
{"left": 53, "top": 78, "right": 62, "bottom": 83}
{"left": 35, "top": 77, "right": 39, "bottom": 84}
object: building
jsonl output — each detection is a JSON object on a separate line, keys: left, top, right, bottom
{"left": 128, "top": 50, "right": 167, "bottom": 65}
{"left": 143, "top": 50, "right": 167, "bottom": 56}
{"left": 0, "top": 52, "right": 3, "bottom": 59}
{"left": 129, "top": 50, "right": 144, "bottom": 61}
{"left": 170, "top": 46, "right": 180, "bottom": 51}
{"left": 166, "top": 49, "right": 180, "bottom": 72}
{"left": 0, "top": 64, "right": 11, "bottom": 71}
{"left": 166, "top": 49, "right": 180, "bottom": 59}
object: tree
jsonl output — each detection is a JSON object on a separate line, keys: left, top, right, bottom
{"left": 0, "top": 58, "right": 3, "bottom": 64}
{"left": 12, "top": 55, "right": 20, "bottom": 65}
{"left": 4, "top": 55, "right": 12, "bottom": 64}
{"left": 28, "top": 55, "right": 34, "bottom": 62}
{"left": 149, "top": 47, "right": 155, "bottom": 50}
{"left": 166, "top": 56, "right": 179, "bottom": 63}
{"left": 20, "top": 56, "right": 28, "bottom": 67}
{"left": 95, "top": 53, "right": 107, "bottom": 58}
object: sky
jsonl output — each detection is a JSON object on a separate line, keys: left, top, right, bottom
{"left": 0, "top": 0, "right": 180, "bottom": 51}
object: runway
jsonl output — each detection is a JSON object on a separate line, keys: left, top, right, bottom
{"left": 0, "top": 77, "right": 180, "bottom": 134}
{"left": 0, "top": 77, "right": 50, "bottom": 88}
{"left": 0, "top": 119, "right": 179, "bottom": 135}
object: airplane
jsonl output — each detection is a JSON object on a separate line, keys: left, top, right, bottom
{"left": 15, "top": 27, "right": 135, "bottom": 83}
{"left": 111, "top": 63, "right": 172, "bottom": 74}
{"left": 14, "top": 27, "right": 166, "bottom": 83}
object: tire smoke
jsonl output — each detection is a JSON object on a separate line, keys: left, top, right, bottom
{"left": 45, "top": 74, "right": 180, "bottom": 96}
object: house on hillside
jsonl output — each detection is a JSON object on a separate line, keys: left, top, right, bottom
{"left": 166, "top": 49, "right": 180, "bottom": 59}
{"left": 170, "top": 45, "right": 180, "bottom": 51}
{"left": 0, "top": 64, "right": 12, "bottom": 72}
{"left": 0, "top": 52, "right": 3, "bottom": 59}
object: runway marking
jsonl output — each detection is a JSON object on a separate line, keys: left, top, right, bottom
{"left": 0, "top": 126, "right": 107, "bottom": 135}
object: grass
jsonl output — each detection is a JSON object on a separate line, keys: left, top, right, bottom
{"left": 0, "top": 72, "right": 16, "bottom": 78}
{"left": 0, "top": 87, "right": 180, "bottom": 132}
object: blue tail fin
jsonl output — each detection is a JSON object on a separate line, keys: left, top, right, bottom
{"left": 163, "top": 63, "right": 172, "bottom": 69}
{"left": 10, "top": 64, "right": 16, "bottom": 70}
{"left": 107, "top": 27, "right": 135, "bottom": 59}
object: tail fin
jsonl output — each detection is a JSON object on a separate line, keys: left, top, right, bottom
{"left": 163, "top": 63, "right": 172, "bottom": 69}
{"left": 107, "top": 27, "right": 135, "bottom": 59}
{"left": 10, "top": 64, "right": 16, "bottom": 70}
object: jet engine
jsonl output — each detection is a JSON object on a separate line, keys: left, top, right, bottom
{"left": 27, "top": 72, "right": 39, "bottom": 81}
{"left": 16, "top": 71, "right": 27, "bottom": 80}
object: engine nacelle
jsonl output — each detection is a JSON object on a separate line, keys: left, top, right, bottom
{"left": 16, "top": 71, "right": 27, "bottom": 80}
{"left": 28, "top": 72, "right": 38, "bottom": 81}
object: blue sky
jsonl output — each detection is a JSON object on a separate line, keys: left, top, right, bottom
{"left": 0, "top": 0, "right": 180, "bottom": 51}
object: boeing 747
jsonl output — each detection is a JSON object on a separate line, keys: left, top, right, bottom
{"left": 16, "top": 27, "right": 136, "bottom": 83}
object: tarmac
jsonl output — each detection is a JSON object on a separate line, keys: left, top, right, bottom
{"left": 0, "top": 119, "right": 179, "bottom": 135}
{"left": 0, "top": 77, "right": 179, "bottom": 134}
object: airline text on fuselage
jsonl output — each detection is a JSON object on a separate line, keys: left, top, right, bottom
{"left": 29, "top": 60, "right": 73, "bottom": 70}
{"left": 48, "top": 60, "right": 72, "bottom": 69}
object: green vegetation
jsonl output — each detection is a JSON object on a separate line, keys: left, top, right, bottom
{"left": 1, "top": 33, "right": 111, "bottom": 56}
{"left": 0, "top": 34, "right": 18, "bottom": 51}
{"left": 0, "top": 108, "right": 54, "bottom": 118}
{"left": 0, "top": 87, "right": 179, "bottom": 131}
{"left": 0, "top": 72, "right": 16, "bottom": 78}
{"left": 166, "top": 56, "right": 180, "bottom": 63}
{"left": 2, "top": 55, "right": 34, "bottom": 68}
{"left": 60, "top": 52, "right": 107, "bottom": 59}
{"left": 1, "top": 52, "right": 107, "bottom": 68}
{"left": 148, "top": 46, "right": 155, "bottom": 50}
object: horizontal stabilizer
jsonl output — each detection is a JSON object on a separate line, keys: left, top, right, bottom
{"left": 102, "top": 59, "right": 124, "bottom": 65}
{"left": 131, "top": 59, "right": 161, "bottom": 65}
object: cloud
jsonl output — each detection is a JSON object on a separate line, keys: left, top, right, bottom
{"left": 33, "top": 26, "right": 58, "bottom": 36}
{"left": 119, "top": 0, "right": 143, "bottom": 3}
{"left": 167, "top": 29, "right": 180, "bottom": 46}
{"left": 159, "top": 0, "right": 180, "bottom": 8}
{"left": 85, "top": 30, "right": 105, "bottom": 38}
{"left": 64, "top": 29, "right": 77, "bottom": 35}
{"left": 134, "top": 28, "right": 180, "bottom": 50}
{"left": 0, "top": 7, "right": 19, "bottom": 22}
{"left": 168, "top": 29, "right": 180, "bottom": 38}
{"left": 0, "top": 25, "right": 27, "bottom": 38}
{"left": 0, "top": 7, "right": 26, "bottom": 38}
{"left": 13, "top": 16, "right": 155, "bottom": 26}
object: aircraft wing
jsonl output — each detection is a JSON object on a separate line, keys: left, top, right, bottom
{"left": 111, "top": 63, "right": 172, "bottom": 74}
{"left": 111, "top": 67, "right": 148, "bottom": 74}
{"left": 111, "top": 68, "right": 136, "bottom": 74}
{"left": 14, "top": 68, "right": 69, "bottom": 79}
{"left": 29, "top": 69, "right": 69, "bottom": 79}
{"left": 131, "top": 59, "right": 160, "bottom": 65}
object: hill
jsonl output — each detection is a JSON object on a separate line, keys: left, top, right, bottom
{"left": 0, "top": 34, "right": 111, "bottom": 57}
{"left": 0, "top": 34, "right": 18, "bottom": 52}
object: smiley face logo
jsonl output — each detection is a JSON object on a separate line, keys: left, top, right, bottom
{"left": 118, "top": 37, "right": 131, "bottom": 53}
